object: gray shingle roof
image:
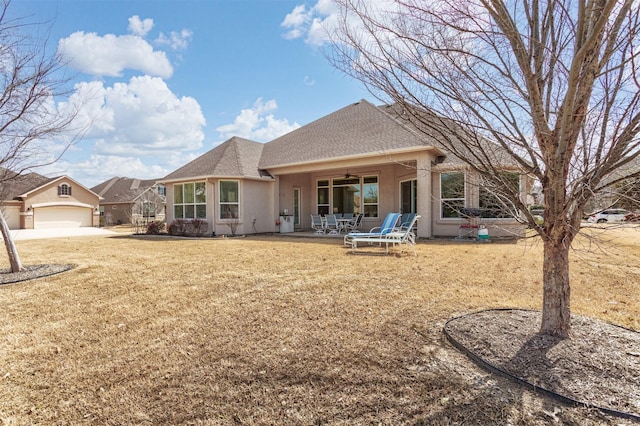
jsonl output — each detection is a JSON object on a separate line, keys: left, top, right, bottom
{"left": 163, "top": 137, "right": 267, "bottom": 181}
{"left": 91, "top": 177, "right": 161, "bottom": 203}
{"left": 259, "top": 99, "right": 436, "bottom": 169}
{"left": 0, "top": 169, "right": 55, "bottom": 200}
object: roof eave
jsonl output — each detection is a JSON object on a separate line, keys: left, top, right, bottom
{"left": 159, "top": 174, "right": 275, "bottom": 184}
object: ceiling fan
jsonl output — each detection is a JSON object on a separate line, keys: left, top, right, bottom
{"left": 344, "top": 170, "right": 360, "bottom": 179}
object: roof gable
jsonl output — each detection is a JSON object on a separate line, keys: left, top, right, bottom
{"left": 163, "top": 137, "right": 267, "bottom": 181}
{"left": 20, "top": 175, "right": 102, "bottom": 199}
{"left": 91, "top": 177, "right": 162, "bottom": 203}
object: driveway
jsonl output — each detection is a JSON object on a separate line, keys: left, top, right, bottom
{"left": 8, "top": 227, "right": 117, "bottom": 241}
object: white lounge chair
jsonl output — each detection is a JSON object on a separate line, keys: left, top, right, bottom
{"left": 343, "top": 212, "right": 401, "bottom": 246}
{"left": 350, "top": 214, "right": 420, "bottom": 255}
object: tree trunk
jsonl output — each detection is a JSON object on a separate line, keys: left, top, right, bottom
{"left": 0, "top": 209, "right": 23, "bottom": 273}
{"left": 540, "top": 239, "right": 571, "bottom": 338}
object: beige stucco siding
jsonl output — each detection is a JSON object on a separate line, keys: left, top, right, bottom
{"left": 20, "top": 179, "right": 100, "bottom": 229}
{"left": 165, "top": 178, "right": 275, "bottom": 236}
{"left": 240, "top": 180, "right": 275, "bottom": 234}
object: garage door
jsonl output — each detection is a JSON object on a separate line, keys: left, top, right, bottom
{"left": 2, "top": 206, "right": 21, "bottom": 229}
{"left": 34, "top": 206, "right": 92, "bottom": 229}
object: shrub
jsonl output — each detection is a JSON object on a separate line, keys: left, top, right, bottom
{"left": 146, "top": 221, "right": 165, "bottom": 235}
{"left": 167, "top": 219, "right": 207, "bottom": 237}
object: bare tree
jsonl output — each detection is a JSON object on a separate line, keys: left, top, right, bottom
{"left": 0, "top": 0, "right": 80, "bottom": 272}
{"left": 329, "top": 0, "right": 640, "bottom": 337}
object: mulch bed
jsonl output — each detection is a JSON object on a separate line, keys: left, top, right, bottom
{"left": 0, "top": 264, "right": 74, "bottom": 285}
{"left": 444, "top": 309, "right": 640, "bottom": 421}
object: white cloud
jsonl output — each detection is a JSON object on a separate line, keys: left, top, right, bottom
{"left": 281, "top": 0, "right": 339, "bottom": 46}
{"left": 67, "top": 76, "right": 205, "bottom": 159}
{"left": 216, "top": 98, "right": 300, "bottom": 142}
{"left": 156, "top": 29, "right": 193, "bottom": 50}
{"left": 46, "top": 154, "right": 168, "bottom": 187}
{"left": 282, "top": 0, "right": 404, "bottom": 47}
{"left": 281, "top": 5, "right": 310, "bottom": 40}
{"left": 128, "top": 15, "right": 154, "bottom": 37}
{"left": 58, "top": 31, "right": 173, "bottom": 78}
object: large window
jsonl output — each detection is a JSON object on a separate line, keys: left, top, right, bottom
{"left": 219, "top": 180, "right": 239, "bottom": 219}
{"left": 317, "top": 180, "right": 330, "bottom": 215}
{"left": 332, "top": 177, "right": 360, "bottom": 214}
{"left": 479, "top": 172, "right": 520, "bottom": 218}
{"left": 440, "top": 172, "right": 465, "bottom": 218}
{"left": 174, "top": 182, "right": 206, "bottom": 219}
{"left": 316, "top": 176, "right": 378, "bottom": 217}
{"left": 362, "top": 176, "right": 378, "bottom": 217}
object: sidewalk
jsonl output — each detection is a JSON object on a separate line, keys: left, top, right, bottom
{"left": 8, "top": 227, "right": 117, "bottom": 241}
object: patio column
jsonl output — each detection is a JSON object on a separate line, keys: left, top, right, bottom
{"left": 273, "top": 176, "right": 281, "bottom": 232}
{"left": 416, "top": 153, "right": 432, "bottom": 238}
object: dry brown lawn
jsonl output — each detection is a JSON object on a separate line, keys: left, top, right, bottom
{"left": 0, "top": 226, "right": 638, "bottom": 425}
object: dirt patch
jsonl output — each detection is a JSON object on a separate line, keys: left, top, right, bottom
{"left": 444, "top": 309, "right": 640, "bottom": 421}
{"left": 0, "top": 264, "right": 73, "bottom": 285}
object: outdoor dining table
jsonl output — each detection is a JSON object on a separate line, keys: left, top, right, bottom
{"left": 336, "top": 218, "right": 355, "bottom": 233}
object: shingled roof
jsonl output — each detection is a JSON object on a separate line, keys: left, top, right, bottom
{"left": 163, "top": 137, "right": 268, "bottom": 181}
{"left": 91, "top": 177, "right": 161, "bottom": 203}
{"left": 0, "top": 169, "right": 55, "bottom": 200}
{"left": 259, "top": 99, "right": 436, "bottom": 169}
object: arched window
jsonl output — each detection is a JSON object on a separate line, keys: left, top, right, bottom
{"left": 58, "top": 183, "right": 72, "bottom": 196}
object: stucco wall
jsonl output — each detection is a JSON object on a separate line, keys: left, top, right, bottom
{"left": 26, "top": 179, "right": 98, "bottom": 208}
{"left": 165, "top": 178, "right": 275, "bottom": 236}
{"left": 430, "top": 169, "right": 526, "bottom": 239}
{"left": 239, "top": 179, "right": 275, "bottom": 234}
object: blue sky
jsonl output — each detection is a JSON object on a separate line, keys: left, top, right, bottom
{"left": 10, "top": 0, "right": 372, "bottom": 187}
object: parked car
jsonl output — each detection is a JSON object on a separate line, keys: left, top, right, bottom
{"left": 587, "top": 209, "right": 630, "bottom": 223}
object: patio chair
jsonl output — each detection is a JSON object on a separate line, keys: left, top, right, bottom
{"left": 344, "top": 213, "right": 363, "bottom": 233}
{"left": 397, "top": 213, "right": 417, "bottom": 231}
{"left": 325, "top": 214, "right": 340, "bottom": 234}
{"left": 343, "top": 212, "right": 401, "bottom": 245}
{"left": 343, "top": 213, "right": 354, "bottom": 219}
{"left": 311, "top": 214, "right": 325, "bottom": 234}
{"left": 350, "top": 215, "right": 420, "bottom": 255}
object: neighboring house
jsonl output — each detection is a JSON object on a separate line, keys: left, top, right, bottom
{"left": 160, "top": 100, "right": 528, "bottom": 238}
{"left": 91, "top": 177, "right": 166, "bottom": 226}
{"left": 0, "top": 170, "right": 101, "bottom": 229}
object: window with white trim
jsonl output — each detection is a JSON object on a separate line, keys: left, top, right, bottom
{"left": 479, "top": 172, "right": 520, "bottom": 218}
{"left": 174, "top": 182, "right": 206, "bottom": 219}
{"left": 362, "top": 176, "right": 378, "bottom": 217}
{"left": 219, "top": 180, "right": 239, "bottom": 219}
{"left": 315, "top": 176, "right": 379, "bottom": 217}
{"left": 440, "top": 172, "right": 465, "bottom": 218}
{"left": 317, "top": 179, "right": 329, "bottom": 215}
